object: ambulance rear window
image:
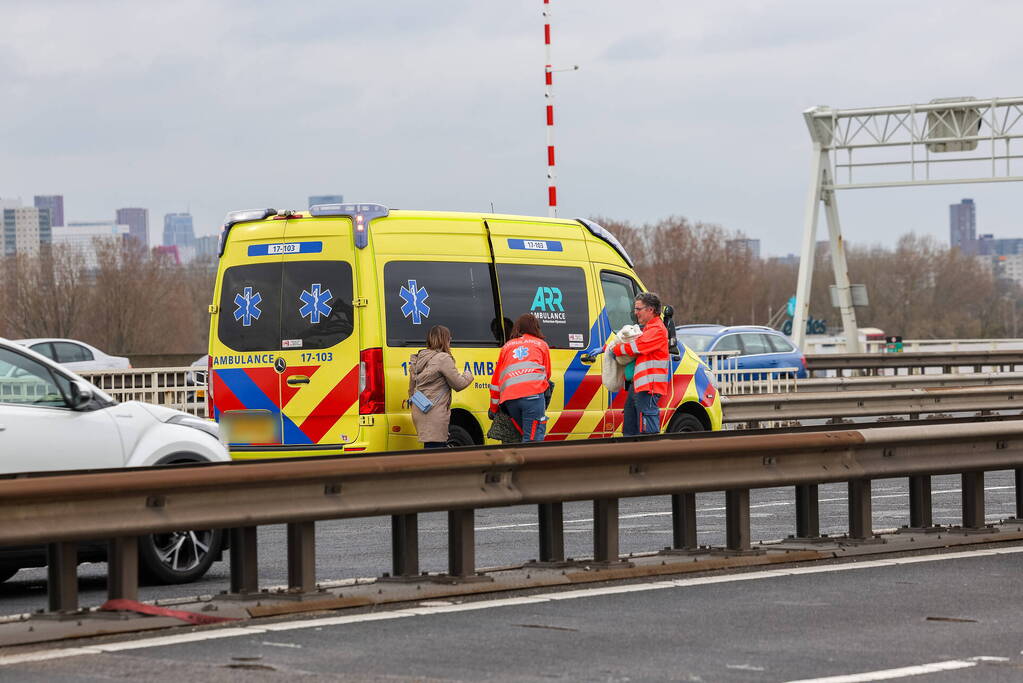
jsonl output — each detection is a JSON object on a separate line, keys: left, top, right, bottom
{"left": 282, "top": 261, "right": 354, "bottom": 349}
{"left": 384, "top": 261, "right": 500, "bottom": 347}
{"left": 218, "top": 263, "right": 282, "bottom": 352}
{"left": 218, "top": 262, "right": 355, "bottom": 352}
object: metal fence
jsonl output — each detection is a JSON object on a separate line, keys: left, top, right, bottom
{"left": 78, "top": 367, "right": 204, "bottom": 416}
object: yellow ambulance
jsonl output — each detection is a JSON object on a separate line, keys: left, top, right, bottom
{"left": 207, "top": 204, "right": 722, "bottom": 459}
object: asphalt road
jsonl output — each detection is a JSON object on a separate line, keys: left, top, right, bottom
{"left": 4, "top": 546, "right": 1023, "bottom": 681}
{"left": 1, "top": 471, "right": 1017, "bottom": 617}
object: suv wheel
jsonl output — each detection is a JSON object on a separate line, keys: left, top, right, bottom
{"left": 139, "top": 528, "right": 223, "bottom": 584}
{"left": 667, "top": 413, "right": 705, "bottom": 433}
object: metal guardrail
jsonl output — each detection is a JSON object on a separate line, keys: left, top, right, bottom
{"left": 723, "top": 384, "right": 1023, "bottom": 426}
{"left": 805, "top": 350, "right": 1023, "bottom": 376}
{"left": 799, "top": 372, "right": 1023, "bottom": 392}
{"left": 2, "top": 420, "right": 1022, "bottom": 614}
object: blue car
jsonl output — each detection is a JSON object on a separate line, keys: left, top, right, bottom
{"left": 675, "top": 324, "right": 808, "bottom": 379}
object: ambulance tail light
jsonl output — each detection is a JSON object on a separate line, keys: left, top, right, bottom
{"left": 359, "top": 348, "right": 385, "bottom": 414}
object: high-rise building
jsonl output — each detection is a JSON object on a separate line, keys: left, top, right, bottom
{"left": 33, "top": 195, "right": 64, "bottom": 227}
{"left": 194, "top": 234, "right": 219, "bottom": 261}
{"left": 2, "top": 206, "right": 52, "bottom": 256}
{"left": 116, "top": 207, "right": 149, "bottom": 248}
{"left": 309, "top": 194, "right": 343, "bottom": 208}
{"left": 949, "top": 198, "right": 976, "bottom": 252}
{"left": 52, "top": 222, "right": 128, "bottom": 268}
{"left": 163, "top": 212, "right": 195, "bottom": 249}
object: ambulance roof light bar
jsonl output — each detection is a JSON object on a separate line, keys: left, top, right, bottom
{"left": 575, "top": 217, "right": 634, "bottom": 267}
{"left": 308, "top": 203, "right": 390, "bottom": 249}
{"left": 218, "top": 208, "right": 277, "bottom": 256}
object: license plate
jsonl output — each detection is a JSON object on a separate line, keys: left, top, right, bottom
{"left": 221, "top": 410, "right": 278, "bottom": 444}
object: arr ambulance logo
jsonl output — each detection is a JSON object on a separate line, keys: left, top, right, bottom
{"left": 530, "top": 286, "right": 566, "bottom": 325}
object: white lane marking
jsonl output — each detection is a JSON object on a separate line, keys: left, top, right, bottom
{"left": 474, "top": 486, "right": 1016, "bottom": 531}
{"left": 0, "top": 648, "right": 102, "bottom": 665}
{"left": 262, "top": 641, "right": 303, "bottom": 649}
{"left": 785, "top": 655, "right": 1009, "bottom": 682}
{"left": 4, "top": 546, "right": 1023, "bottom": 667}
{"left": 91, "top": 627, "right": 264, "bottom": 651}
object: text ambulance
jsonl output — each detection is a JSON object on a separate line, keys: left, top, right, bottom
{"left": 207, "top": 204, "right": 723, "bottom": 459}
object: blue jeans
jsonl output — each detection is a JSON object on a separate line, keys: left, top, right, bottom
{"left": 623, "top": 387, "right": 661, "bottom": 437}
{"left": 504, "top": 394, "right": 548, "bottom": 443}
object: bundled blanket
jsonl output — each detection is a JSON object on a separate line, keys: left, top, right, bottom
{"left": 601, "top": 324, "right": 642, "bottom": 392}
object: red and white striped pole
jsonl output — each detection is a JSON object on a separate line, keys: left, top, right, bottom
{"left": 543, "top": 0, "right": 557, "bottom": 217}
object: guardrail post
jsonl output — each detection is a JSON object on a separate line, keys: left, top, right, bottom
{"left": 106, "top": 537, "right": 138, "bottom": 602}
{"left": 593, "top": 498, "right": 619, "bottom": 563}
{"left": 391, "top": 514, "right": 419, "bottom": 577}
{"left": 229, "top": 526, "right": 259, "bottom": 594}
{"left": 538, "top": 503, "right": 565, "bottom": 562}
{"left": 909, "top": 475, "right": 933, "bottom": 528}
{"left": 962, "top": 472, "right": 985, "bottom": 529}
{"left": 725, "top": 489, "right": 751, "bottom": 551}
{"left": 795, "top": 484, "right": 820, "bottom": 538}
{"left": 448, "top": 509, "right": 476, "bottom": 578}
{"left": 1016, "top": 469, "right": 1023, "bottom": 521}
{"left": 46, "top": 541, "right": 78, "bottom": 613}
{"left": 671, "top": 493, "right": 697, "bottom": 549}
{"left": 286, "top": 521, "right": 316, "bottom": 593}
{"left": 848, "top": 479, "right": 872, "bottom": 539}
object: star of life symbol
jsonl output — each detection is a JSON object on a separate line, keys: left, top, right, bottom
{"left": 234, "top": 287, "right": 262, "bottom": 327}
{"left": 299, "top": 283, "right": 334, "bottom": 324}
{"left": 513, "top": 346, "right": 529, "bottom": 360}
{"left": 399, "top": 279, "right": 430, "bottom": 325}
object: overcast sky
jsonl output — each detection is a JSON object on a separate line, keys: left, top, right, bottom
{"left": 1, "top": 0, "right": 1020, "bottom": 255}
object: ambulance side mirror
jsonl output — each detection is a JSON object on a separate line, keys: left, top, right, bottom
{"left": 663, "top": 305, "right": 681, "bottom": 361}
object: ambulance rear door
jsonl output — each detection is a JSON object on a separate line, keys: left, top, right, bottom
{"left": 486, "top": 219, "right": 607, "bottom": 440}
{"left": 276, "top": 216, "right": 361, "bottom": 448}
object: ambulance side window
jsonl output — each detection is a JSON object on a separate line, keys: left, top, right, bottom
{"left": 495, "top": 264, "right": 589, "bottom": 350}
{"left": 384, "top": 261, "right": 500, "bottom": 347}
{"left": 600, "top": 272, "right": 640, "bottom": 332}
{"left": 282, "top": 261, "right": 355, "bottom": 349}
{"left": 218, "top": 263, "right": 282, "bottom": 352}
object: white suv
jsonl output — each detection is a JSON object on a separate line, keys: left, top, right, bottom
{"left": 0, "top": 338, "right": 231, "bottom": 584}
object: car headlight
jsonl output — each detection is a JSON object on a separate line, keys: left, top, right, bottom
{"left": 166, "top": 414, "right": 220, "bottom": 440}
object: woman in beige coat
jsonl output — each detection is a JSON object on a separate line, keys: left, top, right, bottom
{"left": 408, "top": 325, "right": 473, "bottom": 448}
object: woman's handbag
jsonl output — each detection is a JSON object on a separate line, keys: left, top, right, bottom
{"left": 410, "top": 390, "right": 434, "bottom": 413}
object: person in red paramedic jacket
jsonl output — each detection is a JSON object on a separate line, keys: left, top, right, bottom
{"left": 607, "top": 292, "right": 670, "bottom": 436}
{"left": 488, "top": 313, "right": 552, "bottom": 442}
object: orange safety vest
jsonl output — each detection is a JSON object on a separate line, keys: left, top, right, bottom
{"left": 489, "top": 334, "right": 551, "bottom": 409}
{"left": 610, "top": 316, "right": 670, "bottom": 395}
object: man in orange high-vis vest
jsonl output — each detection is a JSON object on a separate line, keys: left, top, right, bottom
{"left": 608, "top": 292, "right": 669, "bottom": 436}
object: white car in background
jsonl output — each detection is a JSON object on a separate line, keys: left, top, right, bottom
{"left": 0, "top": 338, "right": 231, "bottom": 585}
{"left": 14, "top": 337, "right": 131, "bottom": 371}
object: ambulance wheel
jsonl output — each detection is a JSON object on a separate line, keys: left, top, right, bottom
{"left": 447, "top": 424, "right": 476, "bottom": 448}
{"left": 667, "top": 413, "right": 705, "bottom": 433}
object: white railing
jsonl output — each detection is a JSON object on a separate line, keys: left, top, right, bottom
{"left": 699, "top": 350, "right": 799, "bottom": 395}
{"left": 78, "top": 366, "right": 206, "bottom": 417}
